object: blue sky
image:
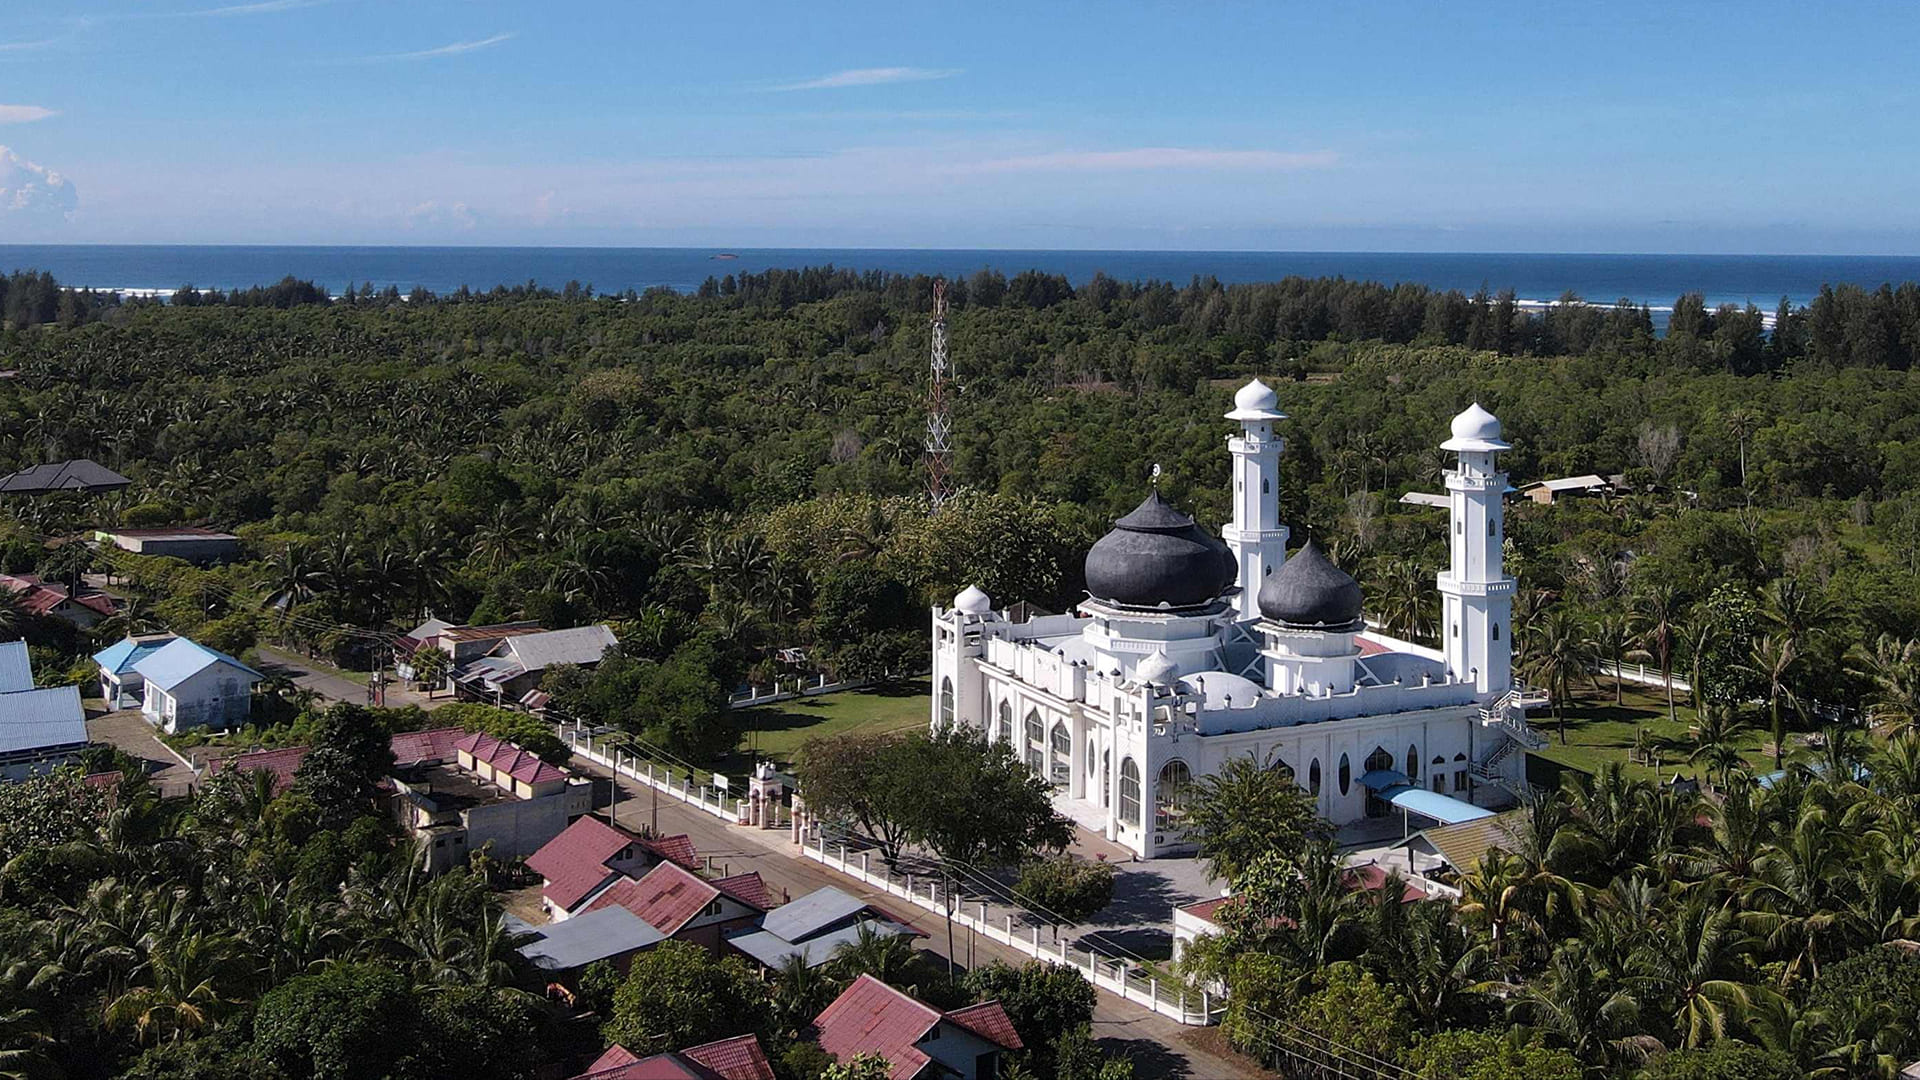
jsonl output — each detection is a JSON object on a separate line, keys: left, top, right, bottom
{"left": 1, "top": 0, "right": 1917, "bottom": 251}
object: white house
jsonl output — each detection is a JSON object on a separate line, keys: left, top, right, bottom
{"left": 93, "top": 634, "right": 179, "bottom": 709}
{"left": 929, "top": 383, "right": 1545, "bottom": 859}
{"left": 0, "top": 641, "right": 90, "bottom": 781}
{"left": 131, "top": 638, "right": 262, "bottom": 733}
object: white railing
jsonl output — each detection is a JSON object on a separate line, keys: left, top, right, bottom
{"left": 799, "top": 832, "right": 1220, "bottom": 1027}
{"left": 563, "top": 723, "right": 752, "bottom": 825}
{"left": 1595, "top": 661, "right": 1691, "bottom": 693}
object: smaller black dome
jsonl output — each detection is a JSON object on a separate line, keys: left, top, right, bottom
{"left": 1083, "top": 491, "right": 1236, "bottom": 610}
{"left": 1258, "top": 540, "right": 1364, "bottom": 630}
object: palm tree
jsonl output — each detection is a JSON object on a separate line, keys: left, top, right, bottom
{"left": 1520, "top": 608, "right": 1593, "bottom": 744}
{"left": 771, "top": 953, "right": 836, "bottom": 1036}
{"left": 1366, "top": 898, "right": 1500, "bottom": 1033}
{"left": 1742, "top": 805, "right": 1847, "bottom": 986}
{"left": 1631, "top": 584, "right": 1683, "bottom": 725}
{"left": 1852, "top": 635, "right": 1920, "bottom": 734}
{"left": 1679, "top": 616, "right": 1718, "bottom": 715}
{"left": 1725, "top": 408, "right": 1758, "bottom": 499}
{"left": 1688, "top": 704, "right": 1752, "bottom": 791}
{"left": 1508, "top": 941, "right": 1647, "bottom": 1070}
{"left": 1587, "top": 612, "right": 1634, "bottom": 706}
{"left": 831, "top": 921, "right": 916, "bottom": 987}
{"left": 260, "top": 542, "right": 330, "bottom": 621}
{"left": 1457, "top": 847, "right": 1542, "bottom": 961}
{"left": 103, "top": 929, "right": 238, "bottom": 1045}
{"left": 1630, "top": 896, "right": 1760, "bottom": 1048}
{"left": 1743, "top": 633, "right": 1802, "bottom": 771}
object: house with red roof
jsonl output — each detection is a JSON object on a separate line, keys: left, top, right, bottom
{"left": 527, "top": 815, "right": 700, "bottom": 919}
{"left": 394, "top": 732, "right": 592, "bottom": 872}
{"left": 812, "top": 975, "right": 1021, "bottom": 1080}
{"left": 569, "top": 1035, "right": 776, "bottom": 1080}
{"left": 204, "top": 725, "right": 472, "bottom": 796}
{"left": 576, "top": 860, "right": 767, "bottom": 952}
{"left": 0, "top": 573, "right": 116, "bottom": 628}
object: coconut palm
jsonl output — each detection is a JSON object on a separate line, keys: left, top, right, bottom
{"left": 103, "top": 929, "right": 239, "bottom": 1045}
{"left": 1520, "top": 608, "right": 1594, "bottom": 744}
{"left": 1508, "top": 941, "right": 1648, "bottom": 1070}
{"left": 1853, "top": 635, "right": 1920, "bottom": 734}
{"left": 1630, "top": 896, "right": 1760, "bottom": 1048}
{"left": 1587, "top": 612, "right": 1634, "bottom": 706}
{"left": 831, "top": 920, "right": 916, "bottom": 987}
{"left": 1631, "top": 584, "right": 1684, "bottom": 725}
{"left": 1743, "top": 633, "right": 1802, "bottom": 771}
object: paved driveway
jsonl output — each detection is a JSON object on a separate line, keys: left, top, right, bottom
{"left": 85, "top": 709, "right": 197, "bottom": 796}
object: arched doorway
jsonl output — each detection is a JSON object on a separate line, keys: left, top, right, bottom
{"left": 938, "top": 677, "right": 954, "bottom": 727}
{"left": 1118, "top": 758, "right": 1141, "bottom": 827}
{"left": 1024, "top": 709, "right": 1044, "bottom": 776}
{"left": 1364, "top": 746, "right": 1395, "bottom": 817}
{"left": 1156, "top": 760, "right": 1192, "bottom": 830}
{"left": 1049, "top": 721, "right": 1071, "bottom": 786}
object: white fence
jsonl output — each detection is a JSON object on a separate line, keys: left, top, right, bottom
{"left": 1597, "top": 661, "right": 1692, "bottom": 692}
{"left": 563, "top": 724, "right": 751, "bottom": 825}
{"left": 729, "top": 674, "right": 862, "bottom": 707}
{"left": 800, "top": 831, "right": 1221, "bottom": 1027}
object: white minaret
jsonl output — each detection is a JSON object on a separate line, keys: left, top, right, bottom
{"left": 1438, "top": 403, "right": 1516, "bottom": 695}
{"left": 1222, "top": 379, "right": 1289, "bottom": 621}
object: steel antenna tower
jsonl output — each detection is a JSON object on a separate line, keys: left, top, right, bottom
{"left": 926, "top": 278, "right": 953, "bottom": 512}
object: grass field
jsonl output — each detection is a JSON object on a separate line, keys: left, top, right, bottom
{"left": 721, "top": 680, "right": 932, "bottom": 776}
{"left": 1526, "top": 677, "right": 1784, "bottom": 782}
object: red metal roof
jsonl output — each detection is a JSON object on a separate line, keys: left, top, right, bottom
{"left": 642, "top": 833, "right": 698, "bottom": 869}
{"left": 943, "top": 1002, "right": 1023, "bottom": 1052}
{"left": 581, "top": 862, "right": 720, "bottom": 936}
{"left": 206, "top": 746, "right": 310, "bottom": 794}
{"left": 1354, "top": 635, "right": 1394, "bottom": 657}
{"left": 390, "top": 726, "right": 466, "bottom": 767}
{"left": 456, "top": 731, "right": 570, "bottom": 785}
{"left": 812, "top": 975, "right": 942, "bottom": 1080}
{"left": 682, "top": 1035, "right": 777, "bottom": 1080}
{"left": 1343, "top": 863, "right": 1428, "bottom": 903}
{"left": 528, "top": 816, "right": 641, "bottom": 912}
{"left": 0, "top": 574, "right": 116, "bottom": 618}
{"left": 711, "top": 872, "right": 771, "bottom": 912}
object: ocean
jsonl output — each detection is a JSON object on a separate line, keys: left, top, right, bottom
{"left": 3, "top": 245, "right": 1919, "bottom": 312}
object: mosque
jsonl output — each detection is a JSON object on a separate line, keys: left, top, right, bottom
{"left": 928, "top": 380, "right": 1546, "bottom": 859}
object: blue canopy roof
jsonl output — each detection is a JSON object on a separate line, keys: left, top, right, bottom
{"left": 130, "top": 638, "right": 263, "bottom": 691}
{"left": 1377, "top": 784, "right": 1496, "bottom": 825}
{"left": 93, "top": 636, "right": 176, "bottom": 676}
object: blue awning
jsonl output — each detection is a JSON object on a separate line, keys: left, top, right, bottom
{"left": 1359, "top": 769, "right": 1411, "bottom": 791}
{"left": 1376, "top": 784, "right": 1495, "bottom": 825}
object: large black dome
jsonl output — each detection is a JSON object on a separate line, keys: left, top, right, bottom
{"left": 1257, "top": 540, "right": 1364, "bottom": 630}
{"left": 1083, "top": 491, "right": 1237, "bottom": 610}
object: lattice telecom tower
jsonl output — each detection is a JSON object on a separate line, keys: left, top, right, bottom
{"left": 926, "top": 279, "right": 953, "bottom": 512}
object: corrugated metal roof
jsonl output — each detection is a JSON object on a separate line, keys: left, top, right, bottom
{"left": 93, "top": 635, "right": 177, "bottom": 676}
{"left": 581, "top": 862, "right": 719, "bottom": 935}
{"left": 0, "top": 685, "right": 86, "bottom": 754}
{"left": 0, "top": 640, "right": 34, "bottom": 693}
{"left": 516, "top": 905, "right": 664, "bottom": 972}
{"left": 726, "top": 918, "right": 915, "bottom": 970}
{"left": 527, "top": 816, "right": 640, "bottom": 911}
{"left": 0, "top": 459, "right": 131, "bottom": 493}
{"left": 500, "top": 624, "right": 618, "bottom": 672}
{"left": 131, "top": 638, "right": 263, "bottom": 691}
{"left": 681, "top": 1035, "right": 777, "bottom": 1080}
{"left": 1399, "top": 809, "right": 1526, "bottom": 875}
{"left": 1378, "top": 784, "right": 1496, "bottom": 825}
{"left": 759, "top": 885, "right": 869, "bottom": 943}
{"left": 813, "top": 975, "right": 941, "bottom": 1080}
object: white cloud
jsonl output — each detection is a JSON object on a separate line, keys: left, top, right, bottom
{"left": 404, "top": 200, "right": 477, "bottom": 231}
{"left": 0, "top": 106, "right": 56, "bottom": 125}
{"left": 182, "top": 0, "right": 328, "bottom": 15}
{"left": 959, "top": 147, "right": 1341, "bottom": 173}
{"left": 0, "top": 145, "right": 78, "bottom": 222}
{"left": 0, "top": 38, "right": 59, "bottom": 52}
{"left": 363, "top": 33, "right": 515, "bottom": 62}
{"left": 771, "top": 67, "right": 961, "bottom": 91}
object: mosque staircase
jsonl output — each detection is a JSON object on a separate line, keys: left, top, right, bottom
{"left": 1472, "top": 688, "right": 1547, "bottom": 800}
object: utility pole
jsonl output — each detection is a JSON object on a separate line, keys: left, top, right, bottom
{"left": 926, "top": 279, "right": 952, "bottom": 513}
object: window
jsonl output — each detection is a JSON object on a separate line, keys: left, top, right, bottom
{"left": 939, "top": 678, "right": 954, "bottom": 727}
{"left": 1049, "top": 722, "right": 1072, "bottom": 785}
{"left": 1493, "top": 623, "right": 1501, "bottom": 640}
{"left": 1025, "top": 709, "right": 1043, "bottom": 748}
{"left": 1262, "top": 477, "right": 1270, "bottom": 494}
{"left": 1456, "top": 521, "right": 1463, "bottom": 534}
{"left": 1488, "top": 519, "right": 1496, "bottom": 536}
{"left": 997, "top": 700, "right": 1012, "bottom": 742}
{"left": 1309, "top": 759, "right": 1322, "bottom": 796}
{"left": 1406, "top": 745, "right": 1420, "bottom": 780}
{"left": 1432, "top": 773, "right": 1447, "bottom": 793}
{"left": 704, "top": 899, "right": 722, "bottom": 917}
{"left": 1085, "top": 742, "right": 1096, "bottom": 783}
{"left": 1156, "top": 760, "right": 1192, "bottom": 829}
{"left": 1454, "top": 768, "right": 1470, "bottom": 791}
{"left": 1338, "top": 754, "right": 1351, "bottom": 795}
{"left": 1027, "top": 747, "right": 1044, "bottom": 776}
{"left": 1118, "top": 758, "right": 1141, "bottom": 826}
{"left": 1102, "top": 750, "right": 1111, "bottom": 807}
{"left": 1365, "top": 746, "right": 1394, "bottom": 774}
{"left": 1270, "top": 756, "right": 1294, "bottom": 785}
{"left": 1452, "top": 623, "right": 1460, "bottom": 638}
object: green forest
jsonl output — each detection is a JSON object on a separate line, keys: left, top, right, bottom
{"left": 4, "top": 265, "right": 1920, "bottom": 1076}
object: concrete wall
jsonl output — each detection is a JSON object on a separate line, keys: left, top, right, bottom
{"left": 461, "top": 793, "right": 577, "bottom": 861}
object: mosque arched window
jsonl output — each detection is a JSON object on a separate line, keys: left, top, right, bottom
{"left": 997, "top": 700, "right": 1012, "bottom": 743}
{"left": 1049, "top": 722, "right": 1072, "bottom": 785}
{"left": 1270, "top": 755, "right": 1294, "bottom": 785}
{"left": 1024, "top": 709, "right": 1045, "bottom": 775}
{"left": 1156, "top": 760, "right": 1192, "bottom": 829}
{"left": 1406, "top": 745, "right": 1420, "bottom": 780}
{"left": 1118, "top": 758, "right": 1141, "bottom": 826}
{"left": 1338, "top": 754, "right": 1351, "bottom": 796}
{"left": 939, "top": 678, "right": 954, "bottom": 727}
{"left": 1365, "top": 746, "right": 1395, "bottom": 774}
{"left": 1493, "top": 623, "right": 1501, "bottom": 640}
{"left": 1309, "top": 759, "right": 1322, "bottom": 796}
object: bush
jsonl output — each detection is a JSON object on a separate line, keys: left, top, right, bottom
{"left": 960, "top": 961, "right": 1096, "bottom": 1059}
{"left": 1406, "top": 1029, "right": 1582, "bottom": 1080}
{"left": 603, "top": 941, "right": 772, "bottom": 1055}
{"left": 1015, "top": 855, "right": 1116, "bottom": 924}
{"left": 1806, "top": 943, "right": 1920, "bottom": 1021}
{"left": 1637, "top": 1042, "right": 1798, "bottom": 1080}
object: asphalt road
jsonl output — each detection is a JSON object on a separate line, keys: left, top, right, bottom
{"left": 570, "top": 754, "right": 1268, "bottom": 1080}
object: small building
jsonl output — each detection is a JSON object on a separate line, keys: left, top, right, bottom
{"left": 92, "top": 634, "right": 178, "bottom": 709}
{"left": 0, "top": 642, "right": 88, "bottom": 782}
{"left": 1394, "top": 807, "right": 1527, "bottom": 888}
{"left": 452, "top": 624, "right": 619, "bottom": 706}
{"left": 392, "top": 732, "right": 593, "bottom": 872}
{"left": 0, "top": 459, "right": 132, "bottom": 495}
{"left": 514, "top": 905, "right": 665, "bottom": 986}
{"left": 95, "top": 527, "right": 241, "bottom": 565}
{"left": 1518, "top": 474, "right": 1623, "bottom": 505}
{"left": 526, "top": 814, "right": 699, "bottom": 920}
{"left": 131, "top": 637, "right": 262, "bottom": 733}
{"left": 812, "top": 974, "right": 1022, "bottom": 1080}
{"left": 1397, "top": 491, "right": 1450, "bottom": 509}
{"left": 203, "top": 725, "right": 469, "bottom": 796}
{"left": 570, "top": 1036, "right": 777, "bottom": 1080}
{"left": 393, "top": 619, "right": 544, "bottom": 685}
{"left": 0, "top": 574, "right": 117, "bottom": 628}
{"left": 726, "top": 885, "right": 920, "bottom": 971}
{"left": 575, "top": 860, "right": 767, "bottom": 952}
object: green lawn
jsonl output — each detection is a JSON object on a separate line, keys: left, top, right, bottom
{"left": 1526, "top": 678, "right": 1784, "bottom": 782}
{"left": 721, "top": 680, "right": 932, "bottom": 776}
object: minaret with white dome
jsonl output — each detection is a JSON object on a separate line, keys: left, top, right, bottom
{"left": 1222, "top": 379, "right": 1289, "bottom": 621}
{"left": 1438, "top": 403, "right": 1516, "bottom": 695}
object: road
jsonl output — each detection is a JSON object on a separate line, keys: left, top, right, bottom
{"left": 570, "top": 754, "right": 1268, "bottom": 1080}
{"left": 255, "top": 646, "right": 442, "bottom": 711}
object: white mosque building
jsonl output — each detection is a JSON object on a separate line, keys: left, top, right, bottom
{"left": 929, "top": 381, "right": 1547, "bottom": 859}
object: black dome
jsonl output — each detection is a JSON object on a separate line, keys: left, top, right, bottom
{"left": 1257, "top": 540, "right": 1364, "bottom": 629}
{"left": 1083, "top": 491, "right": 1237, "bottom": 610}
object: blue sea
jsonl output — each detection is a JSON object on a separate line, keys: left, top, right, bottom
{"left": 4, "top": 245, "right": 1920, "bottom": 312}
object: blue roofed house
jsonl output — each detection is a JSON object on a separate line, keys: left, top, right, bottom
{"left": 93, "top": 634, "right": 179, "bottom": 710}
{"left": 130, "top": 638, "right": 262, "bottom": 733}
{"left": 0, "top": 640, "right": 90, "bottom": 782}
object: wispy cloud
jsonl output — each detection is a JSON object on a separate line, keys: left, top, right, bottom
{"left": 0, "top": 105, "right": 56, "bottom": 125}
{"left": 959, "top": 148, "right": 1341, "bottom": 173}
{"left": 359, "top": 32, "right": 516, "bottom": 62}
{"left": 0, "top": 37, "right": 60, "bottom": 52}
{"left": 770, "top": 67, "right": 960, "bottom": 92}
{"left": 181, "top": 0, "right": 328, "bottom": 15}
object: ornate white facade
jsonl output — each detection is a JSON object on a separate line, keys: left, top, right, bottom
{"left": 930, "top": 382, "right": 1544, "bottom": 859}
